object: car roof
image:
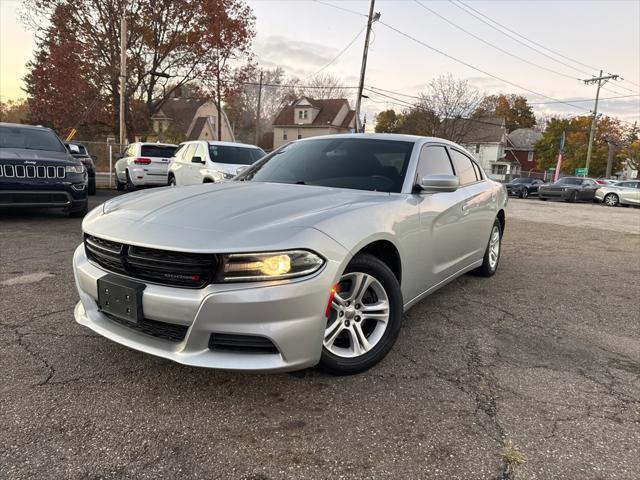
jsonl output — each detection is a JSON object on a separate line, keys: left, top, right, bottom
{"left": 198, "top": 140, "right": 263, "bottom": 149}
{"left": 135, "top": 142, "right": 178, "bottom": 147}
{"left": 294, "top": 132, "right": 456, "bottom": 145}
{"left": 0, "top": 122, "right": 54, "bottom": 131}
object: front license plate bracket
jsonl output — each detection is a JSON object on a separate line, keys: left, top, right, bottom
{"left": 97, "top": 274, "right": 145, "bottom": 324}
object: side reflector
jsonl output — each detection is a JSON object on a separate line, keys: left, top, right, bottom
{"left": 325, "top": 284, "right": 338, "bottom": 318}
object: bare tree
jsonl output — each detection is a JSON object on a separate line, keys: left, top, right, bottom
{"left": 294, "top": 73, "right": 352, "bottom": 101}
{"left": 416, "top": 74, "right": 485, "bottom": 142}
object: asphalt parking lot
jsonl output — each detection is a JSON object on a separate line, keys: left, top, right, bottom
{"left": 1, "top": 191, "right": 639, "bottom": 480}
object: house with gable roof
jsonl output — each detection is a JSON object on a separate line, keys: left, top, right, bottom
{"left": 272, "top": 97, "right": 356, "bottom": 149}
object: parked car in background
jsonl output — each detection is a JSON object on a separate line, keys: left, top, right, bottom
{"left": 595, "top": 180, "right": 640, "bottom": 207}
{"left": 596, "top": 179, "right": 619, "bottom": 186}
{"left": 538, "top": 177, "right": 600, "bottom": 202}
{"left": 505, "top": 177, "right": 544, "bottom": 198}
{"left": 115, "top": 142, "right": 178, "bottom": 191}
{"left": 65, "top": 143, "right": 96, "bottom": 195}
{"left": 168, "top": 140, "right": 265, "bottom": 186}
{"left": 0, "top": 123, "right": 88, "bottom": 216}
{"left": 73, "top": 134, "right": 507, "bottom": 375}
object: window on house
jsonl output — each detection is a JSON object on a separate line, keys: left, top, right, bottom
{"left": 298, "top": 133, "right": 302, "bottom": 139}
{"left": 298, "top": 110, "right": 303, "bottom": 120}
{"left": 303, "top": 110, "right": 308, "bottom": 119}
{"left": 491, "top": 164, "right": 507, "bottom": 175}
{"left": 283, "top": 129, "right": 288, "bottom": 140}
{"left": 475, "top": 143, "right": 480, "bottom": 154}
{"left": 527, "top": 151, "right": 534, "bottom": 163}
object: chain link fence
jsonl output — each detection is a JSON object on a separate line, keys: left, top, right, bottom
{"left": 74, "top": 140, "right": 126, "bottom": 173}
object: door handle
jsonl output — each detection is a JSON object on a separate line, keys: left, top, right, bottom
{"left": 461, "top": 204, "right": 470, "bottom": 215}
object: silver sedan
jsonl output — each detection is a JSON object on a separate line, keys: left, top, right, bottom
{"left": 73, "top": 134, "right": 507, "bottom": 375}
{"left": 595, "top": 180, "right": 640, "bottom": 206}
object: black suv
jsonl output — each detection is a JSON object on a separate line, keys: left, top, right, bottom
{"left": 0, "top": 123, "right": 88, "bottom": 217}
{"left": 65, "top": 142, "right": 96, "bottom": 195}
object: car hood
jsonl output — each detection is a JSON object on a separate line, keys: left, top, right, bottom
{"left": 84, "top": 182, "right": 389, "bottom": 252}
{"left": 0, "top": 148, "right": 77, "bottom": 164}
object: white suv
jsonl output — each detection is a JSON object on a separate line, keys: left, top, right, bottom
{"left": 167, "top": 140, "right": 265, "bottom": 186}
{"left": 115, "top": 142, "right": 178, "bottom": 190}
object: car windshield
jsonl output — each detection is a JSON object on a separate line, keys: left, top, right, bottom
{"left": 236, "top": 138, "right": 415, "bottom": 193}
{"left": 512, "top": 178, "right": 533, "bottom": 184}
{"left": 208, "top": 145, "right": 265, "bottom": 165}
{"left": 140, "top": 145, "right": 177, "bottom": 158}
{"left": 556, "top": 178, "right": 583, "bottom": 186}
{"left": 0, "top": 125, "right": 66, "bottom": 152}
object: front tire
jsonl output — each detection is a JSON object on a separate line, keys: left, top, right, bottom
{"left": 473, "top": 218, "right": 502, "bottom": 277}
{"left": 519, "top": 188, "right": 529, "bottom": 199}
{"left": 318, "top": 253, "right": 402, "bottom": 375}
{"left": 88, "top": 178, "right": 96, "bottom": 195}
{"left": 566, "top": 191, "right": 577, "bottom": 203}
{"left": 604, "top": 193, "right": 619, "bottom": 207}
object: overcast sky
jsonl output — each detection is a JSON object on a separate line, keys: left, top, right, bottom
{"left": 2, "top": 0, "right": 639, "bottom": 125}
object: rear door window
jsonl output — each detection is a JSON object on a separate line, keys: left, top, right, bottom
{"left": 181, "top": 144, "right": 196, "bottom": 163}
{"left": 449, "top": 149, "right": 477, "bottom": 185}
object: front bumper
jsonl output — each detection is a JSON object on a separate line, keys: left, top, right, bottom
{"left": 594, "top": 189, "right": 606, "bottom": 202}
{"left": 538, "top": 189, "right": 569, "bottom": 200}
{"left": 73, "top": 244, "right": 342, "bottom": 372}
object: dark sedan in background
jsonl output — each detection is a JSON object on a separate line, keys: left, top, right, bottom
{"left": 538, "top": 177, "right": 600, "bottom": 203}
{"left": 505, "top": 177, "right": 544, "bottom": 198}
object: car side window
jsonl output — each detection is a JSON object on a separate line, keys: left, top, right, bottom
{"left": 471, "top": 160, "right": 482, "bottom": 181}
{"left": 182, "top": 144, "right": 196, "bottom": 162}
{"left": 448, "top": 149, "right": 477, "bottom": 186}
{"left": 193, "top": 143, "right": 206, "bottom": 161}
{"left": 416, "top": 145, "right": 454, "bottom": 182}
{"left": 173, "top": 144, "right": 186, "bottom": 160}
{"left": 125, "top": 144, "right": 135, "bottom": 157}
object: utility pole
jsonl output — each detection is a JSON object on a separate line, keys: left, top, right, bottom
{"left": 355, "top": 0, "right": 380, "bottom": 133}
{"left": 255, "top": 70, "right": 264, "bottom": 145}
{"left": 606, "top": 140, "right": 616, "bottom": 178}
{"left": 119, "top": 13, "right": 127, "bottom": 148}
{"left": 583, "top": 70, "right": 619, "bottom": 174}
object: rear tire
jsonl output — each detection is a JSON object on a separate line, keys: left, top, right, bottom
{"left": 604, "top": 193, "right": 619, "bottom": 207}
{"left": 318, "top": 253, "right": 402, "bottom": 376}
{"left": 125, "top": 170, "right": 136, "bottom": 191}
{"left": 116, "top": 174, "right": 125, "bottom": 191}
{"left": 168, "top": 175, "right": 176, "bottom": 187}
{"left": 472, "top": 218, "right": 502, "bottom": 278}
{"left": 519, "top": 188, "right": 529, "bottom": 199}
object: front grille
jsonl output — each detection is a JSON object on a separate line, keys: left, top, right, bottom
{"left": 208, "top": 333, "right": 279, "bottom": 354}
{"left": 0, "top": 163, "right": 65, "bottom": 179}
{"left": 0, "top": 192, "right": 69, "bottom": 205}
{"left": 85, "top": 235, "right": 219, "bottom": 288}
{"left": 103, "top": 312, "right": 189, "bottom": 342}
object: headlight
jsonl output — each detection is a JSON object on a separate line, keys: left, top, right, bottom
{"left": 222, "top": 172, "right": 235, "bottom": 180}
{"left": 66, "top": 165, "right": 85, "bottom": 174}
{"left": 220, "top": 250, "right": 324, "bottom": 282}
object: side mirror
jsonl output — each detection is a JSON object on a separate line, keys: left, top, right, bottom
{"left": 418, "top": 174, "right": 459, "bottom": 193}
{"left": 191, "top": 156, "right": 204, "bottom": 164}
{"left": 91, "top": 155, "right": 97, "bottom": 161}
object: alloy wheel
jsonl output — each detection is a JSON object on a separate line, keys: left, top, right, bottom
{"left": 488, "top": 225, "right": 500, "bottom": 270}
{"left": 604, "top": 193, "right": 618, "bottom": 206}
{"left": 324, "top": 272, "right": 390, "bottom": 358}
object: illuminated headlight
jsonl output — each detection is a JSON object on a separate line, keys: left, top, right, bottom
{"left": 221, "top": 250, "right": 324, "bottom": 282}
{"left": 66, "top": 165, "right": 85, "bottom": 174}
{"left": 222, "top": 172, "right": 235, "bottom": 180}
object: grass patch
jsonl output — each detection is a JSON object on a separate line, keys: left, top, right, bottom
{"left": 502, "top": 438, "right": 526, "bottom": 475}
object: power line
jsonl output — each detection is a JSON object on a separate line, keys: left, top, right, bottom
{"left": 304, "top": 26, "right": 366, "bottom": 80}
{"left": 311, "top": 0, "right": 367, "bottom": 18}
{"left": 413, "top": 0, "right": 580, "bottom": 82}
{"left": 377, "top": 20, "right": 593, "bottom": 113}
{"left": 529, "top": 94, "right": 639, "bottom": 105}
{"left": 452, "top": 0, "right": 637, "bottom": 95}
{"left": 243, "top": 82, "right": 359, "bottom": 89}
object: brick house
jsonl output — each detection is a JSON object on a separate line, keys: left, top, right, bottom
{"left": 272, "top": 97, "right": 356, "bottom": 149}
{"left": 505, "top": 128, "right": 543, "bottom": 177}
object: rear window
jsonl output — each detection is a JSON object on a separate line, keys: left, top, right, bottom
{"left": 140, "top": 145, "right": 177, "bottom": 158}
{"left": 557, "top": 178, "right": 582, "bottom": 186}
{"left": 208, "top": 145, "right": 265, "bottom": 165}
{"left": 0, "top": 126, "right": 66, "bottom": 152}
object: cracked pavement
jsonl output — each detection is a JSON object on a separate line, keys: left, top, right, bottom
{"left": 1, "top": 192, "right": 639, "bottom": 479}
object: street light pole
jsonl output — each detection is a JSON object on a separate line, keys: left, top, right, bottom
{"left": 583, "top": 70, "right": 619, "bottom": 173}
{"left": 355, "top": 0, "right": 379, "bottom": 133}
{"left": 119, "top": 13, "right": 127, "bottom": 148}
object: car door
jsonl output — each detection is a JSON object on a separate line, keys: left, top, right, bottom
{"left": 531, "top": 179, "right": 542, "bottom": 193}
{"left": 415, "top": 144, "right": 471, "bottom": 289}
{"left": 178, "top": 143, "right": 197, "bottom": 185}
{"left": 620, "top": 181, "right": 639, "bottom": 204}
{"left": 580, "top": 179, "right": 599, "bottom": 200}
{"left": 448, "top": 148, "right": 495, "bottom": 265}
{"left": 190, "top": 142, "right": 207, "bottom": 184}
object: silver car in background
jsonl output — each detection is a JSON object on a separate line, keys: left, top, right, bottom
{"left": 595, "top": 180, "right": 640, "bottom": 206}
{"left": 115, "top": 142, "right": 178, "bottom": 191}
{"left": 73, "top": 134, "right": 507, "bottom": 375}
